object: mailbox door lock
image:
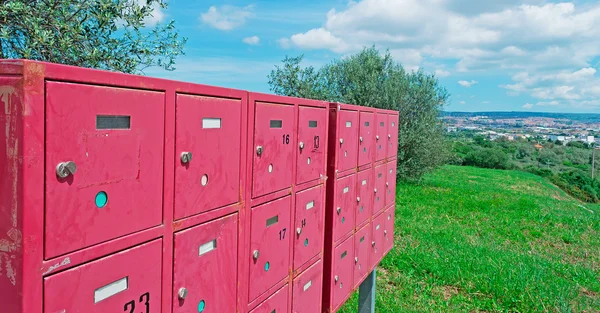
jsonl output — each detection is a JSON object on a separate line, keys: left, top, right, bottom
{"left": 337, "top": 207, "right": 342, "bottom": 214}
{"left": 178, "top": 287, "right": 188, "bottom": 300}
{"left": 180, "top": 152, "right": 193, "bottom": 164}
{"left": 355, "top": 257, "right": 359, "bottom": 264}
{"left": 374, "top": 188, "right": 378, "bottom": 193}
{"left": 56, "top": 161, "right": 77, "bottom": 178}
{"left": 334, "top": 275, "right": 339, "bottom": 283}
{"left": 357, "top": 197, "right": 361, "bottom": 202}
{"left": 339, "top": 138, "right": 344, "bottom": 144}
{"left": 299, "top": 142, "right": 304, "bottom": 149}
{"left": 253, "top": 250, "right": 260, "bottom": 260}
{"left": 376, "top": 135, "right": 380, "bottom": 140}
{"left": 388, "top": 134, "right": 391, "bottom": 139}
{"left": 256, "top": 146, "right": 263, "bottom": 156}
{"left": 359, "top": 136, "right": 363, "bottom": 142}
{"left": 296, "top": 227, "right": 302, "bottom": 235}
{"left": 372, "top": 241, "right": 376, "bottom": 247}
{"left": 384, "top": 230, "right": 388, "bottom": 236}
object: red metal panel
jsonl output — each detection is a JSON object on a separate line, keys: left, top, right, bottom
{"left": 252, "top": 102, "right": 295, "bottom": 198}
{"left": 356, "top": 168, "right": 373, "bottom": 228}
{"left": 174, "top": 94, "right": 242, "bottom": 219}
{"left": 335, "top": 110, "right": 359, "bottom": 173}
{"left": 293, "top": 185, "right": 324, "bottom": 270}
{"left": 296, "top": 106, "right": 327, "bottom": 185}
{"left": 45, "top": 82, "right": 164, "bottom": 258}
{"left": 353, "top": 223, "right": 371, "bottom": 289}
{"left": 373, "top": 163, "right": 386, "bottom": 215}
{"left": 249, "top": 284, "right": 290, "bottom": 313}
{"left": 387, "top": 114, "right": 399, "bottom": 158}
{"left": 386, "top": 160, "right": 397, "bottom": 208}
{"left": 249, "top": 196, "right": 292, "bottom": 302}
{"left": 172, "top": 213, "right": 238, "bottom": 313}
{"left": 384, "top": 206, "right": 395, "bottom": 254}
{"left": 370, "top": 213, "right": 386, "bottom": 269}
{"left": 44, "top": 239, "right": 162, "bottom": 313}
{"left": 374, "top": 112, "right": 388, "bottom": 162}
{"left": 331, "top": 236, "right": 354, "bottom": 311}
{"left": 333, "top": 174, "right": 357, "bottom": 243}
{"left": 358, "top": 112, "right": 375, "bottom": 167}
{"left": 292, "top": 260, "right": 323, "bottom": 313}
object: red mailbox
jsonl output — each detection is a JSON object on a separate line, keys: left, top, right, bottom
{"left": 386, "top": 160, "right": 397, "bottom": 208}
{"left": 358, "top": 112, "right": 375, "bottom": 168}
{"left": 353, "top": 224, "right": 371, "bottom": 289}
{"left": 370, "top": 212, "right": 386, "bottom": 270}
{"left": 384, "top": 206, "right": 395, "bottom": 254}
{"left": 333, "top": 109, "right": 359, "bottom": 174}
{"left": 329, "top": 236, "right": 354, "bottom": 311}
{"left": 374, "top": 113, "right": 387, "bottom": 162}
{"left": 355, "top": 168, "right": 373, "bottom": 228}
{"left": 174, "top": 94, "right": 242, "bottom": 220}
{"left": 44, "top": 240, "right": 162, "bottom": 313}
{"left": 373, "top": 163, "right": 386, "bottom": 215}
{"left": 388, "top": 113, "right": 399, "bottom": 158}
{"left": 252, "top": 101, "right": 295, "bottom": 198}
{"left": 250, "top": 285, "right": 289, "bottom": 313}
{"left": 45, "top": 82, "right": 164, "bottom": 258}
{"left": 332, "top": 174, "right": 357, "bottom": 243}
{"left": 296, "top": 105, "right": 328, "bottom": 185}
{"left": 172, "top": 213, "right": 238, "bottom": 313}
{"left": 293, "top": 185, "right": 325, "bottom": 270}
{"left": 292, "top": 260, "right": 323, "bottom": 313}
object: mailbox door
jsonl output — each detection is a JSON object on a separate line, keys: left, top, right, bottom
{"left": 174, "top": 94, "right": 242, "bottom": 220}
{"left": 333, "top": 174, "right": 357, "bottom": 243}
{"left": 335, "top": 110, "right": 359, "bottom": 173}
{"left": 388, "top": 114, "right": 399, "bottom": 158}
{"left": 293, "top": 185, "right": 324, "bottom": 270}
{"left": 356, "top": 168, "right": 373, "bottom": 228}
{"left": 353, "top": 224, "right": 371, "bottom": 288}
{"left": 331, "top": 236, "right": 354, "bottom": 310}
{"left": 172, "top": 213, "right": 238, "bottom": 313}
{"left": 370, "top": 213, "right": 386, "bottom": 268}
{"left": 373, "top": 163, "right": 386, "bottom": 215}
{"left": 375, "top": 113, "right": 387, "bottom": 162}
{"left": 44, "top": 240, "right": 162, "bottom": 313}
{"left": 296, "top": 106, "right": 327, "bottom": 185}
{"left": 45, "top": 82, "right": 164, "bottom": 258}
{"left": 249, "top": 285, "right": 289, "bottom": 313}
{"left": 292, "top": 260, "right": 323, "bottom": 313}
{"left": 386, "top": 161, "right": 397, "bottom": 208}
{"left": 249, "top": 196, "right": 292, "bottom": 301}
{"left": 384, "top": 206, "right": 395, "bottom": 254}
{"left": 252, "top": 102, "right": 295, "bottom": 198}
{"left": 358, "top": 112, "right": 375, "bottom": 167}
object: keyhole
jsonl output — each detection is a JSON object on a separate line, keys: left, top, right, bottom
{"left": 95, "top": 191, "right": 108, "bottom": 208}
{"left": 268, "top": 164, "right": 274, "bottom": 173}
{"left": 201, "top": 174, "right": 209, "bottom": 186}
{"left": 307, "top": 157, "right": 311, "bottom": 165}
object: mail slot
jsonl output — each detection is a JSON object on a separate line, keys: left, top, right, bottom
{"left": 172, "top": 213, "right": 238, "bottom": 313}
{"left": 335, "top": 110, "right": 359, "bottom": 173}
{"left": 386, "top": 160, "right": 397, "bottom": 208}
{"left": 44, "top": 240, "right": 162, "bottom": 313}
{"left": 331, "top": 236, "right": 354, "bottom": 310}
{"left": 375, "top": 112, "right": 387, "bottom": 162}
{"left": 356, "top": 168, "right": 373, "bottom": 228}
{"left": 388, "top": 114, "right": 399, "bottom": 158}
{"left": 293, "top": 185, "right": 324, "bottom": 270}
{"left": 45, "top": 82, "right": 164, "bottom": 258}
{"left": 174, "top": 94, "right": 242, "bottom": 219}
{"left": 249, "top": 284, "right": 289, "bottom": 313}
{"left": 296, "top": 105, "right": 327, "bottom": 185}
{"left": 384, "top": 206, "right": 395, "bottom": 254}
{"left": 373, "top": 163, "right": 386, "bottom": 215}
{"left": 249, "top": 196, "right": 292, "bottom": 301}
{"left": 370, "top": 213, "right": 386, "bottom": 269}
{"left": 332, "top": 174, "right": 357, "bottom": 243}
{"left": 353, "top": 223, "right": 371, "bottom": 289}
{"left": 358, "top": 112, "right": 374, "bottom": 167}
{"left": 292, "top": 260, "right": 323, "bottom": 313}
{"left": 252, "top": 101, "right": 295, "bottom": 198}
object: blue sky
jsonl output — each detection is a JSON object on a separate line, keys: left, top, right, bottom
{"left": 145, "top": 0, "right": 600, "bottom": 113}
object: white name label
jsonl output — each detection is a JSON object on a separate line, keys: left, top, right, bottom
{"left": 345, "top": 121, "right": 352, "bottom": 127}
{"left": 376, "top": 224, "right": 381, "bottom": 230}
{"left": 362, "top": 180, "right": 367, "bottom": 185}
{"left": 94, "top": 277, "right": 128, "bottom": 303}
{"left": 304, "top": 280, "right": 312, "bottom": 291}
{"left": 306, "top": 201, "right": 315, "bottom": 210}
{"left": 199, "top": 239, "right": 217, "bottom": 256}
{"left": 202, "top": 118, "right": 222, "bottom": 129}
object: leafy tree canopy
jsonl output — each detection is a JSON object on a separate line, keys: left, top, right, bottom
{"left": 0, "top": 0, "right": 186, "bottom": 73}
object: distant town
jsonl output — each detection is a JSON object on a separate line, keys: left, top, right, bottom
{"left": 443, "top": 111, "right": 600, "bottom": 146}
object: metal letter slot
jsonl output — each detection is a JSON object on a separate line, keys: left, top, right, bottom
{"left": 94, "top": 277, "right": 128, "bottom": 303}
{"left": 308, "top": 120, "right": 318, "bottom": 128}
{"left": 362, "top": 179, "right": 367, "bottom": 185}
{"left": 96, "top": 115, "right": 130, "bottom": 130}
{"left": 181, "top": 152, "right": 193, "bottom": 164}
{"left": 380, "top": 122, "right": 384, "bottom": 127}
{"left": 345, "top": 121, "right": 352, "bottom": 127}
{"left": 266, "top": 215, "right": 279, "bottom": 227}
{"left": 270, "top": 120, "right": 283, "bottom": 128}
{"left": 199, "top": 239, "right": 217, "bottom": 256}
{"left": 56, "top": 161, "right": 77, "bottom": 178}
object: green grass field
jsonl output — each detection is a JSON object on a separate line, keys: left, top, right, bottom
{"left": 339, "top": 165, "right": 600, "bottom": 313}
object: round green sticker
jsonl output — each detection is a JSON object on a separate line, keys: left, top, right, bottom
{"left": 95, "top": 191, "right": 108, "bottom": 208}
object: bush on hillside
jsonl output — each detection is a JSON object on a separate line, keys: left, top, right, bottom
{"left": 463, "top": 147, "right": 512, "bottom": 170}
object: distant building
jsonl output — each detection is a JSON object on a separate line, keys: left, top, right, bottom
{"left": 447, "top": 127, "right": 457, "bottom": 132}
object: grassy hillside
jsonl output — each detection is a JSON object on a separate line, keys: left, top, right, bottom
{"left": 340, "top": 165, "right": 600, "bottom": 312}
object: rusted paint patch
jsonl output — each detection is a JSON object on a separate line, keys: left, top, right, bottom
{"left": 43, "top": 257, "right": 71, "bottom": 275}
{"left": 1, "top": 85, "right": 19, "bottom": 230}
{"left": 5, "top": 253, "right": 16, "bottom": 285}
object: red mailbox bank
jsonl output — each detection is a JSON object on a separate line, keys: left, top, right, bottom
{"left": 323, "top": 103, "right": 399, "bottom": 312}
{"left": 0, "top": 60, "right": 249, "bottom": 313}
{"left": 239, "top": 93, "right": 329, "bottom": 313}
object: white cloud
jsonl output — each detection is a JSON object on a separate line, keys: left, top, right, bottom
{"left": 458, "top": 80, "right": 478, "bottom": 88}
{"left": 482, "top": 101, "right": 490, "bottom": 104}
{"left": 200, "top": 5, "right": 253, "bottom": 30}
{"left": 243, "top": 36, "right": 260, "bottom": 45}
{"left": 459, "top": 101, "right": 466, "bottom": 104}
{"left": 523, "top": 103, "right": 534, "bottom": 109}
{"left": 435, "top": 69, "right": 451, "bottom": 78}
